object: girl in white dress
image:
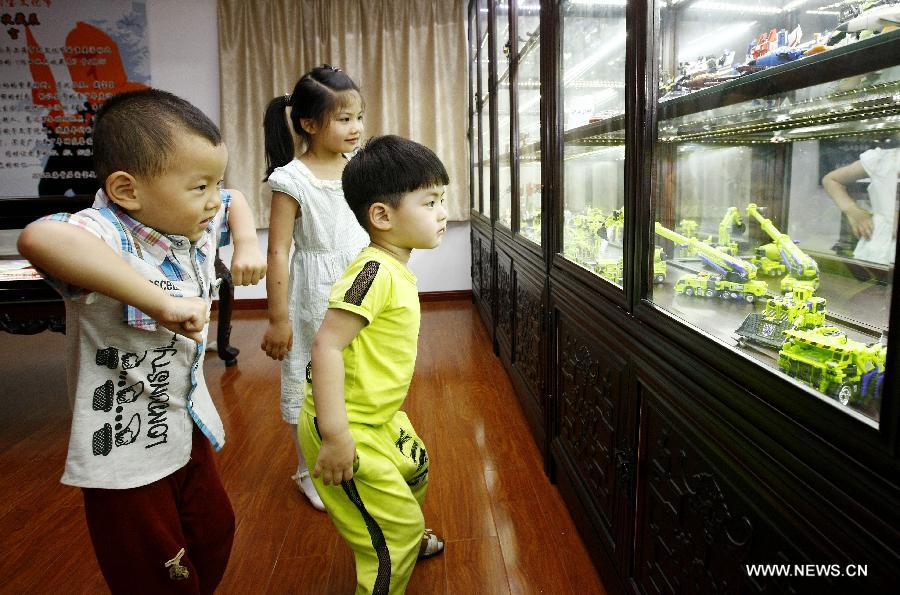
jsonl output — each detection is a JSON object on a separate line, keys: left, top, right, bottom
{"left": 260, "top": 65, "right": 369, "bottom": 509}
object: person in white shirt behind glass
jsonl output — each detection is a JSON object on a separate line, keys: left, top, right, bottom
{"left": 823, "top": 145, "right": 899, "bottom": 265}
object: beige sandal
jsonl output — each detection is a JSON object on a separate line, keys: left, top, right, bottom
{"left": 418, "top": 528, "right": 444, "bottom": 560}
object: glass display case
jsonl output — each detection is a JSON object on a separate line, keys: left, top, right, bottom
{"left": 516, "top": 2, "right": 542, "bottom": 245}
{"left": 468, "top": 2, "right": 900, "bottom": 590}
{"left": 496, "top": 0, "right": 513, "bottom": 228}
{"left": 469, "top": 3, "right": 480, "bottom": 214}
{"left": 650, "top": 1, "right": 899, "bottom": 427}
{"left": 560, "top": 0, "right": 627, "bottom": 286}
{"left": 477, "top": 0, "right": 491, "bottom": 217}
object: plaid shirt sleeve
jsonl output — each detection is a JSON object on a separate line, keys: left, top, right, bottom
{"left": 32, "top": 212, "right": 118, "bottom": 298}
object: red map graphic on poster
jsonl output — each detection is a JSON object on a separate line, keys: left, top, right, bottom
{"left": 25, "top": 21, "right": 146, "bottom": 195}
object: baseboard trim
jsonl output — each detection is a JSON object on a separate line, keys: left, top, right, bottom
{"left": 212, "top": 290, "right": 472, "bottom": 311}
{"left": 418, "top": 290, "right": 472, "bottom": 302}
{"left": 211, "top": 298, "right": 267, "bottom": 311}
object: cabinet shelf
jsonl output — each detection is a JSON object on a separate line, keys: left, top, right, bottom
{"left": 658, "top": 29, "right": 900, "bottom": 121}
{"left": 660, "top": 79, "right": 900, "bottom": 144}
{"left": 563, "top": 114, "right": 626, "bottom": 147}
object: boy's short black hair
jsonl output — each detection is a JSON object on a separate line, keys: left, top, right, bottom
{"left": 92, "top": 88, "right": 222, "bottom": 183}
{"left": 342, "top": 135, "right": 449, "bottom": 231}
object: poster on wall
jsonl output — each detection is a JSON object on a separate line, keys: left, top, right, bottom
{"left": 0, "top": 0, "right": 149, "bottom": 198}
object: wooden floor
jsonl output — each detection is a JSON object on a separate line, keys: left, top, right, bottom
{"left": 0, "top": 301, "right": 606, "bottom": 594}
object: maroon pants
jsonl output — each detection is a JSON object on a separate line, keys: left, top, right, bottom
{"left": 82, "top": 426, "right": 235, "bottom": 595}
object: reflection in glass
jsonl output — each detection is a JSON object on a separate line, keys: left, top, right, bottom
{"left": 477, "top": 0, "right": 490, "bottom": 216}
{"left": 469, "top": 7, "right": 480, "bottom": 214}
{"left": 497, "top": 0, "right": 512, "bottom": 228}
{"left": 517, "top": 1, "right": 542, "bottom": 244}
{"left": 652, "top": 60, "right": 897, "bottom": 425}
{"left": 480, "top": 109, "right": 491, "bottom": 218}
{"left": 561, "top": 0, "right": 627, "bottom": 285}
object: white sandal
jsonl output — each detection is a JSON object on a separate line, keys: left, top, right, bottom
{"left": 418, "top": 528, "right": 444, "bottom": 560}
{"left": 292, "top": 470, "right": 325, "bottom": 511}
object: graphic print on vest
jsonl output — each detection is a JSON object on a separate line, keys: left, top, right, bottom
{"left": 90, "top": 336, "right": 178, "bottom": 456}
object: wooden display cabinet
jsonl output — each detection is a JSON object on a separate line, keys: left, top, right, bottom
{"left": 469, "top": 1, "right": 900, "bottom": 592}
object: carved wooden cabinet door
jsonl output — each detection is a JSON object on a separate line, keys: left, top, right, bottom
{"left": 549, "top": 285, "right": 637, "bottom": 582}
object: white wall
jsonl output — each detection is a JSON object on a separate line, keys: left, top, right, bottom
{"left": 146, "top": 0, "right": 471, "bottom": 298}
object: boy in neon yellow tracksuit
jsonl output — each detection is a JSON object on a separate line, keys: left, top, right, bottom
{"left": 299, "top": 135, "right": 449, "bottom": 594}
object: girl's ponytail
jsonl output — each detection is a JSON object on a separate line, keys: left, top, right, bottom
{"left": 262, "top": 95, "right": 294, "bottom": 180}
{"left": 263, "top": 66, "right": 362, "bottom": 180}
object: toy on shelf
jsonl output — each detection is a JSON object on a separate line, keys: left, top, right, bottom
{"left": 595, "top": 258, "right": 623, "bottom": 285}
{"left": 778, "top": 326, "right": 886, "bottom": 406}
{"left": 838, "top": 2, "right": 900, "bottom": 35}
{"left": 746, "top": 203, "right": 820, "bottom": 293}
{"left": 571, "top": 207, "right": 607, "bottom": 236}
{"left": 653, "top": 247, "right": 667, "bottom": 284}
{"left": 750, "top": 246, "right": 788, "bottom": 277}
{"left": 735, "top": 286, "right": 827, "bottom": 349}
{"left": 568, "top": 207, "right": 609, "bottom": 264}
{"left": 603, "top": 208, "right": 624, "bottom": 244}
{"left": 657, "top": 222, "right": 758, "bottom": 282}
{"left": 673, "top": 271, "right": 768, "bottom": 302}
{"left": 705, "top": 206, "right": 744, "bottom": 256}
{"left": 656, "top": 222, "right": 769, "bottom": 302}
{"left": 675, "top": 218, "right": 700, "bottom": 257}
{"left": 736, "top": 25, "right": 808, "bottom": 74}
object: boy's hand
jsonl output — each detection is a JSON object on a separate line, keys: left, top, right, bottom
{"left": 315, "top": 431, "right": 357, "bottom": 486}
{"left": 230, "top": 246, "right": 267, "bottom": 286}
{"left": 261, "top": 320, "right": 293, "bottom": 360}
{"left": 153, "top": 295, "right": 209, "bottom": 343}
{"left": 844, "top": 204, "right": 874, "bottom": 240}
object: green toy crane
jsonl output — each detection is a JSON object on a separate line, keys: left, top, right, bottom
{"left": 656, "top": 222, "right": 759, "bottom": 282}
{"left": 709, "top": 207, "right": 744, "bottom": 256}
{"left": 655, "top": 222, "right": 769, "bottom": 301}
{"left": 746, "top": 203, "right": 819, "bottom": 291}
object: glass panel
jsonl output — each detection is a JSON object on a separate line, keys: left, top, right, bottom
{"left": 480, "top": 108, "right": 491, "bottom": 218}
{"left": 477, "top": 0, "right": 491, "bottom": 216}
{"left": 497, "top": 0, "right": 512, "bottom": 228}
{"left": 561, "top": 0, "right": 627, "bottom": 286}
{"left": 469, "top": 8, "right": 480, "bottom": 214}
{"left": 652, "top": 8, "right": 898, "bottom": 428}
{"left": 517, "top": 1, "right": 542, "bottom": 245}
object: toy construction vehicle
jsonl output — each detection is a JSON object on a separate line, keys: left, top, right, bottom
{"left": 653, "top": 247, "right": 667, "bottom": 284}
{"left": 735, "top": 286, "right": 826, "bottom": 349}
{"left": 750, "top": 247, "right": 787, "bottom": 277}
{"left": 656, "top": 222, "right": 769, "bottom": 301}
{"left": 604, "top": 208, "right": 624, "bottom": 244}
{"left": 673, "top": 271, "right": 768, "bottom": 302}
{"left": 746, "top": 203, "right": 819, "bottom": 292}
{"left": 595, "top": 258, "right": 623, "bottom": 285}
{"left": 778, "top": 326, "right": 886, "bottom": 406}
{"left": 675, "top": 218, "right": 699, "bottom": 257}
{"left": 704, "top": 207, "right": 744, "bottom": 256}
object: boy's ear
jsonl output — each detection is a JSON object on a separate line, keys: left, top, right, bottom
{"left": 104, "top": 171, "right": 141, "bottom": 212}
{"left": 368, "top": 202, "right": 392, "bottom": 231}
{"left": 299, "top": 118, "right": 319, "bottom": 135}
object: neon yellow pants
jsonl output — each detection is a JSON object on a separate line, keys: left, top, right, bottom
{"left": 298, "top": 409, "right": 429, "bottom": 595}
